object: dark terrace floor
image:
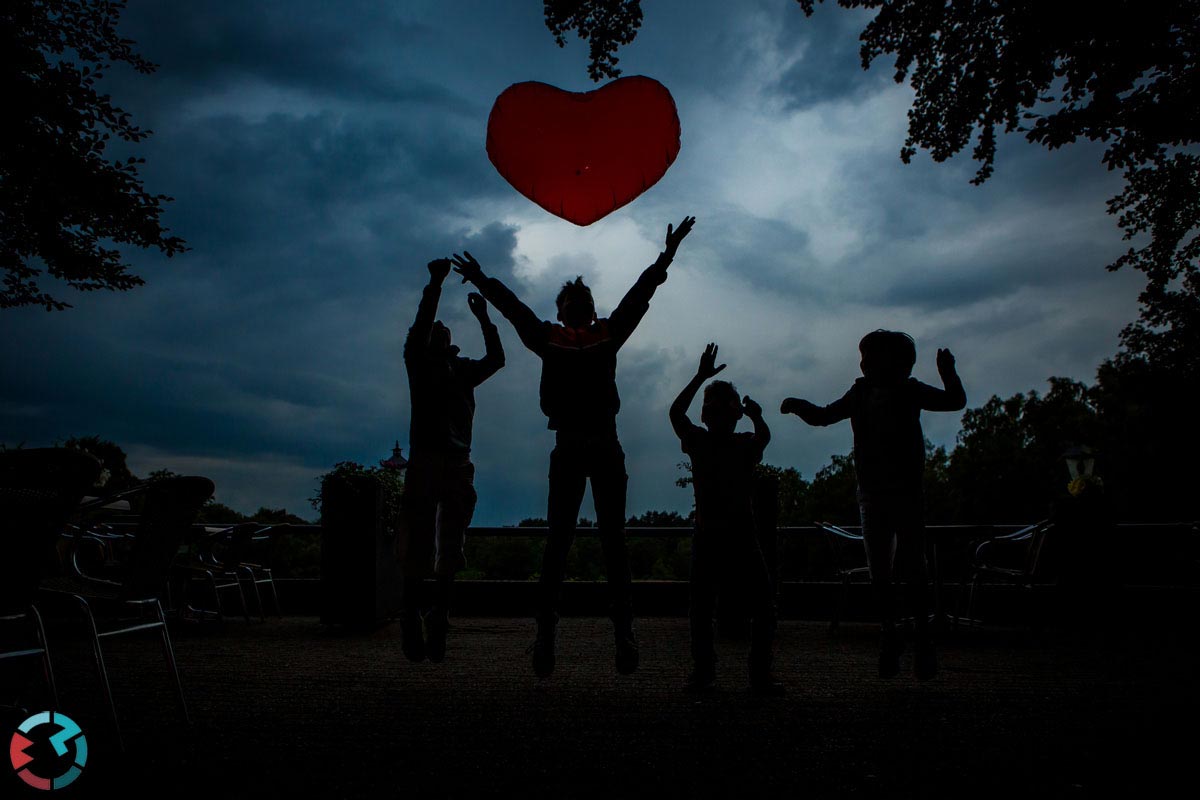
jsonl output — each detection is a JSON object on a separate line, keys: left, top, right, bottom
{"left": 5, "top": 613, "right": 1198, "bottom": 799}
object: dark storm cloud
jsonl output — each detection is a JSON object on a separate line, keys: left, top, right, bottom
{"left": 113, "top": 0, "right": 470, "bottom": 112}
{"left": 1, "top": 1, "right": 1147, "bottom": 521}
{"left": 768, "top": 2, "right": 891, "bottom": 111}
{"left": 701, "top": 209, "right": 824, "bottom": 298}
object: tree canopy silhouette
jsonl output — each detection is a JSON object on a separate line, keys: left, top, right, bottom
{"left": 543, "top": 0, "right": 643, "bottom": 82}
{"left": 544, "top": 1, "right": 1200, "bottom": 365}
{"left": 2, "top": 0, "right": 185, "bottom": 311}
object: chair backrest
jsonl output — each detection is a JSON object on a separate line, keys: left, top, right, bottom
{"left": 816, "top": 521, "right": 864, "bottom": 575}
{"left": 203, "top": 522, "right": 259, "bottom": 566}
{"left": 120, "top": 476, "right": 214, "bottom": 600}
{"left": 1024, "top": 521, "right": 1055, "bottom": 579}
{"left": 0, "top": 448, "right": 101, "bottom": 611}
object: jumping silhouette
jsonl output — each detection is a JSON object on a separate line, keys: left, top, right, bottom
{"left": 450, "top": 215, "right": 696, "bottom": 678}
{"left": 670, "top": 343, "right": 783, "bottom": 695}
{"left": 781, "top": 330, "right": 965, "bottom": 679}
{"left": 400, "top": 258, "right": 505, "bottom": 664}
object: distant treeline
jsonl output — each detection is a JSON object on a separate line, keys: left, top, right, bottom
{"left": 28, "top": 339, "right": 1194, "bottom": 582}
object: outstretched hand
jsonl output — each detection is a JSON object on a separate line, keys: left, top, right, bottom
{"left": 742, "top": 396, "right": 762, "bottom": 419}
{"left": 467, "top": 292, "right": 489, "bottom": 320}
{"left": 780, "top": 397, "right": 812, "bottom": 416}
{"left": 936, "top": 348, "right": 956, "bottom": 374}
{"left": 664, "top": 215, "right": 696, "bottom": 258}
{"left": 428, "top": 258, "right": 452, "bottom": 283}
{"left": 450, "top": 251, "right": 483, "bottom": 284}
{"left": 697, "top": 342, "right": 726, "bottom": 380}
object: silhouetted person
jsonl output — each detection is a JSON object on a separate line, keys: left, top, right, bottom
{"left": 400, "top": 257, "right": 504, "bottom": 663}
{"left": 671, "top": 343, "right": 782, "bottom": 695}
{"left": 450, "top": 215, "right": 696, "bottom": 678}
{"left": 782, "top": 330, "right": 965, "bottom": 680}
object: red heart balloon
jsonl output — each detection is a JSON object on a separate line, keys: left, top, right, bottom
{"left": 486, "top": 76, "right": 682, "bottom": 226}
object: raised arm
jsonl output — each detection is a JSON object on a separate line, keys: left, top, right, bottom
{"left": 464, "top": 292, "right": 505, "bottom": 386}
{"left": 404, "top": 259, "right": 450, "bottom": 362}
{"left": 671, "top": 342, "right": 724, "bottom": 440}
{"left": 780, "top": 389, "right": 854, "bottom": 427}
{"left": 916, "top": 348, "right": 967, "bottom": 411}
{"left": 742, "top": 396, "right": 771, "bottom": 450}
{"left": 451, "top": 251, "right": 548, "bottom": 355}
{"left": 610, "top": 215, "right": 696, "bottom": 345}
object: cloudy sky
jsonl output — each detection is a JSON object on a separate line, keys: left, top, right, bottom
{"left": 1, "top": 0, "right": 1144, "bottom": 523}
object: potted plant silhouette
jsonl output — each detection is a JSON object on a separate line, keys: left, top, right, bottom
{"left": 315, "top": 457, "right": 406, "bottom": 626}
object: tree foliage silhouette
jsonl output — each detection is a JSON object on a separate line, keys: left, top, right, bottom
{"left": 543, "top": 0, "right": 643, "bottom": 82}
{"left": 544, "top": 0, "right": 1200, "bottom": 363}
{"left": 792, "top": 0, "right": 1199, "bottom": 370}
{"left": 2, "top": 0, "right": 185, "bottom": 311}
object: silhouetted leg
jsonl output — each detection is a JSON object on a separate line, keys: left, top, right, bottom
{"left": 896, "top": 502, "right": 931, "bottom": 639}
{"left": 896, "top": 499, "right": 936, "bottom": 678}
{"left": 401, "top": 458, "right": 438, "bottom": 612}
{"left": 541, "top": 443, "right": 585, "bottom": 624}
{"left": 434, "top": 575, "right": 454, "bottom": 616}
{"left": 433, "top": 457, "right": 476, "bottom": 605}
{"left": 592, "top": 440, "right": 632, "bottom": 626}
{"left": 861, "top": 491, "right": 902, "bottom": 677}
{"left": 399, "top": 458, "right": 436, "bottom": 662}
{"left": 689, "top": 531, "right": 718, "bottom": 674}
{"left": 860, "top": 493, "right": 897, "bottom": 630}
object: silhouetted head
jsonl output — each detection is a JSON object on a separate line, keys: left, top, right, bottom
{"left": 859, "top": 329, "right": 916, "bottom": 382}
{"left": 429, "top": 320, "right": 453, "bottom": 355}
{"left": 556, "top": 276, "right": 597, "bottom": 329}
{"left": 701, "top": 380, "right": 743, "bottom": 434}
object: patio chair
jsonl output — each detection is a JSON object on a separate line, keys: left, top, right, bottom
{"left": 40, "top": 475, "right": 214, "bottom": 749}
{"left": 814, "top": 521, "right": 872, "bottom": 634}
{"left": 958, "top": 519, "right": 1054, "bottom": 628}
{"left": 1, "top": 448, "right": 101, "bottom": 712}
{"left": 174, "top": 522, "right": 254, "bottom": 622}
{"left": 234, "top": 524, "right": 285, "bottom": 618}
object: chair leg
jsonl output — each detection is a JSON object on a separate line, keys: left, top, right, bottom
{"left": 154, "top": 600, "right": 190, "bottom": 725}
{"left": 241, "top": 567, "right": 265, "bottom": 622}
{"left": 29, "top": 605, "right": 59, "bottom": 712}
{"left": 830, "top": 572, "right": 851, "bottom": 635}
{"left": 201, "top": 573, "right": 224, "bottom": 622}
{"left": 265, "top": 572, "right": 282, "bottom": 617}
{"left": 74, "top": 596, "right": 122, "bottom": 752}
{"left": 232, "top": 573, "right": 250, "bottom": 623}
{"left": 966, "top": 571, "right": 982, "bottom": 626}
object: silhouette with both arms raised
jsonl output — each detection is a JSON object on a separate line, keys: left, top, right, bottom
{"left": 781, "top": 330, "right": 965, "bottom": 680}
{"left": 399, "top": 257, "right": 504, "bottom": 664}
{"left": 449, "top": 215, "right": 696, "bottom": 678}
{"left": 670, "top": 342, "right": 784, "bottom": 695}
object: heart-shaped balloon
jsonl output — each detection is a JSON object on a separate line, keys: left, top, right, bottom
{"left": 486, "top": 76, "right": 681, "bottom": 226}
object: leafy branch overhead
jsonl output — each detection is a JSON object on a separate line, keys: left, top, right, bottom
{"left": 543, "top": 0, "right": 643, "bottom": 82}
{"left": 793, "top": 0, "right": 1199, "bottom": 368}
{"left": 544, "top": 0, "right": 1200, "bottom": 368}
{"left": 2, "top": 0, "right": 185, "bottom": 311}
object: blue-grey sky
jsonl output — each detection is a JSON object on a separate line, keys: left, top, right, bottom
{"left": 1, "top": 0, "right": 1144, "bottom": 523}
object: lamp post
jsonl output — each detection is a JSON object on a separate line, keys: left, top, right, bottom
{"left": 1062, "top": 444, "right": 1097, "bottom": 482}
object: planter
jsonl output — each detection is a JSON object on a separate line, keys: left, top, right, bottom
{"left": 319, "top": 477, "right": 402, "bottom": 625}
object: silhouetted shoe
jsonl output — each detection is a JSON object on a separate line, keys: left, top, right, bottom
{"left": 686, "top": 666, "right": 716, "bottom": 693}
{"left": 914, "top": 640, "right": 937, "bottom": 680}
{"left": 528, "top": 620, "right": 556, "bottom": 678}
{"left": 424, "top": 610, "right": 449, "bottom": 664}
{"left": 614, "top": 624, "right": 639, "bottom": 675}
{"left": 879, "top": 631, "right": 903, "bottom": 679}
{"left": 749, "top": 676, "right": 787, "bottom": 697}
{"left": 401, "top": 612, "right": 426, "bottom": 663}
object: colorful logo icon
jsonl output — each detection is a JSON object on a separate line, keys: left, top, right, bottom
{"left": 9, "top": 711, "right": 88, "bottom": 790}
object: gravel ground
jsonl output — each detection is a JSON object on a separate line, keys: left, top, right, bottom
{"left": 5, "top": 615, "right": 1196, "bottom": 798}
